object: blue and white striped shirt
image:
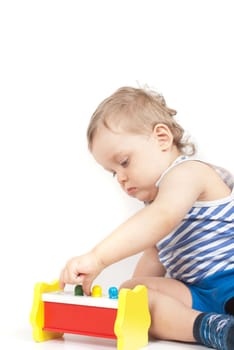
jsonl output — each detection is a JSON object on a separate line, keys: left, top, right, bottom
{"left": 156, "top": 156, "right": 234, "bottom": 284}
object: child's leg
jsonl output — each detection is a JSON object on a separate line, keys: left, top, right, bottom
{"left": 120, "top": 277, "right": 234, "bottom": 349}
{"left": 147, "top": 288, "right": 198, "bottom": 341}
{"left": 120, "top": 276, "right": 197, "bottom": 341}
{"left": 148, "top": 288, "right": 234, "bottom": 350}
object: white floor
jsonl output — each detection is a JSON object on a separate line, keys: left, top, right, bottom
{"left": 1, "top": 327, "right": 207, "bottom": 350}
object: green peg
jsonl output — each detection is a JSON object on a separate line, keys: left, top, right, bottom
{"left": 74, "top": 284, "right": 84, "bottom": 296}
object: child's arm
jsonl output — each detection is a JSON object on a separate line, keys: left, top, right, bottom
{"left": 60, "top": 162, "right": 205, "bottom": 294}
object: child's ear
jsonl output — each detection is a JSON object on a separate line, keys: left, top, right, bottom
{"left": 152, "top": 123, "right": 173, "bottom": 151}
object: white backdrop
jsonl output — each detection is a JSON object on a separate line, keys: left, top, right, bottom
{"left": 0, "top": 0, "right": 233, "bottom": 347}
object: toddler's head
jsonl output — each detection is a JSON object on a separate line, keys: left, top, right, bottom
{"left": 87, "top": 86, "right": 195, "bottom": 156}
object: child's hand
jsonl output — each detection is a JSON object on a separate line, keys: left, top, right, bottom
{"left": 59, "top": 252, "right": 104, "bottom": 295}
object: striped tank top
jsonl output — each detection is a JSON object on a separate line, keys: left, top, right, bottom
{"left": 156, "top": 156, "right": 234, "bottom": 284}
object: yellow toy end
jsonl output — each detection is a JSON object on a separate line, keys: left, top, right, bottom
{"left": 30, "top": 280, "right": 64, "bottom": 342}
{"left": 114, "top": 285, "right": 151, "bottom": 350}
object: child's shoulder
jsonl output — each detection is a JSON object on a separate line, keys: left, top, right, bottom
{"left": 167, "top": 158, "right": 233, "bottom": 202}
{"left": 167, "top": 159, "right": 213, "bottom": 184}
{"left": 156, "top": 156, "right": 212, "bottom": 187}
{"left": 157, "top": 156, "right": 233, "bottom": 201}
{"left": 178, "top": 159, "right": 234, "bottom": 191}
{"left": 173, "top": 158, "right": 215, "bottom": 175}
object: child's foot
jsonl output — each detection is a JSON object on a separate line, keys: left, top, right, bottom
{"left": 193, "top": 313, "right": 234, "bottom": 350}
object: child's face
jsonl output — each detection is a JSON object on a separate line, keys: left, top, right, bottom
{"left": 91, "top": 125, "right": 175, "bottom": 203}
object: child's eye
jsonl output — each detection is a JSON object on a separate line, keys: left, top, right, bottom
{"left": 120, "top": 158, "right": 129, "bottom": 168}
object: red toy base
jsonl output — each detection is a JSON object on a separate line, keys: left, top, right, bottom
{"left": 43, "top": 301, "right": 117, "bottom": 339}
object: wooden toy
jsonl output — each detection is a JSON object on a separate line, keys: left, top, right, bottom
{"left": 30, "top": 280, "right": 151, "bottom": 350}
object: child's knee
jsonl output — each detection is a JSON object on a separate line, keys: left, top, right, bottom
{"left": 119, "top": 278, "right": 140, "bottom": 290}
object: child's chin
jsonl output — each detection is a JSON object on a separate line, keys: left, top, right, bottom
{"left": 128, "top": 189, "right": 152, "bottom": 203}
{"left": 135, "top": 194, "right": 149, "bottom": 202}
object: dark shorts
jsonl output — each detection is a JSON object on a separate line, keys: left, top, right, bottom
{"left": 185, "top": 269, "right": 234, "bottom": 314}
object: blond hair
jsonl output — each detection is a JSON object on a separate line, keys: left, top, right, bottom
{"left": 87, "top": 86, "right": 196, "bottom": 155}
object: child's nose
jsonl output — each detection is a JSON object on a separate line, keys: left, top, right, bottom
{"left": 117, "top": 170, "right": 127, "bottom": 184}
